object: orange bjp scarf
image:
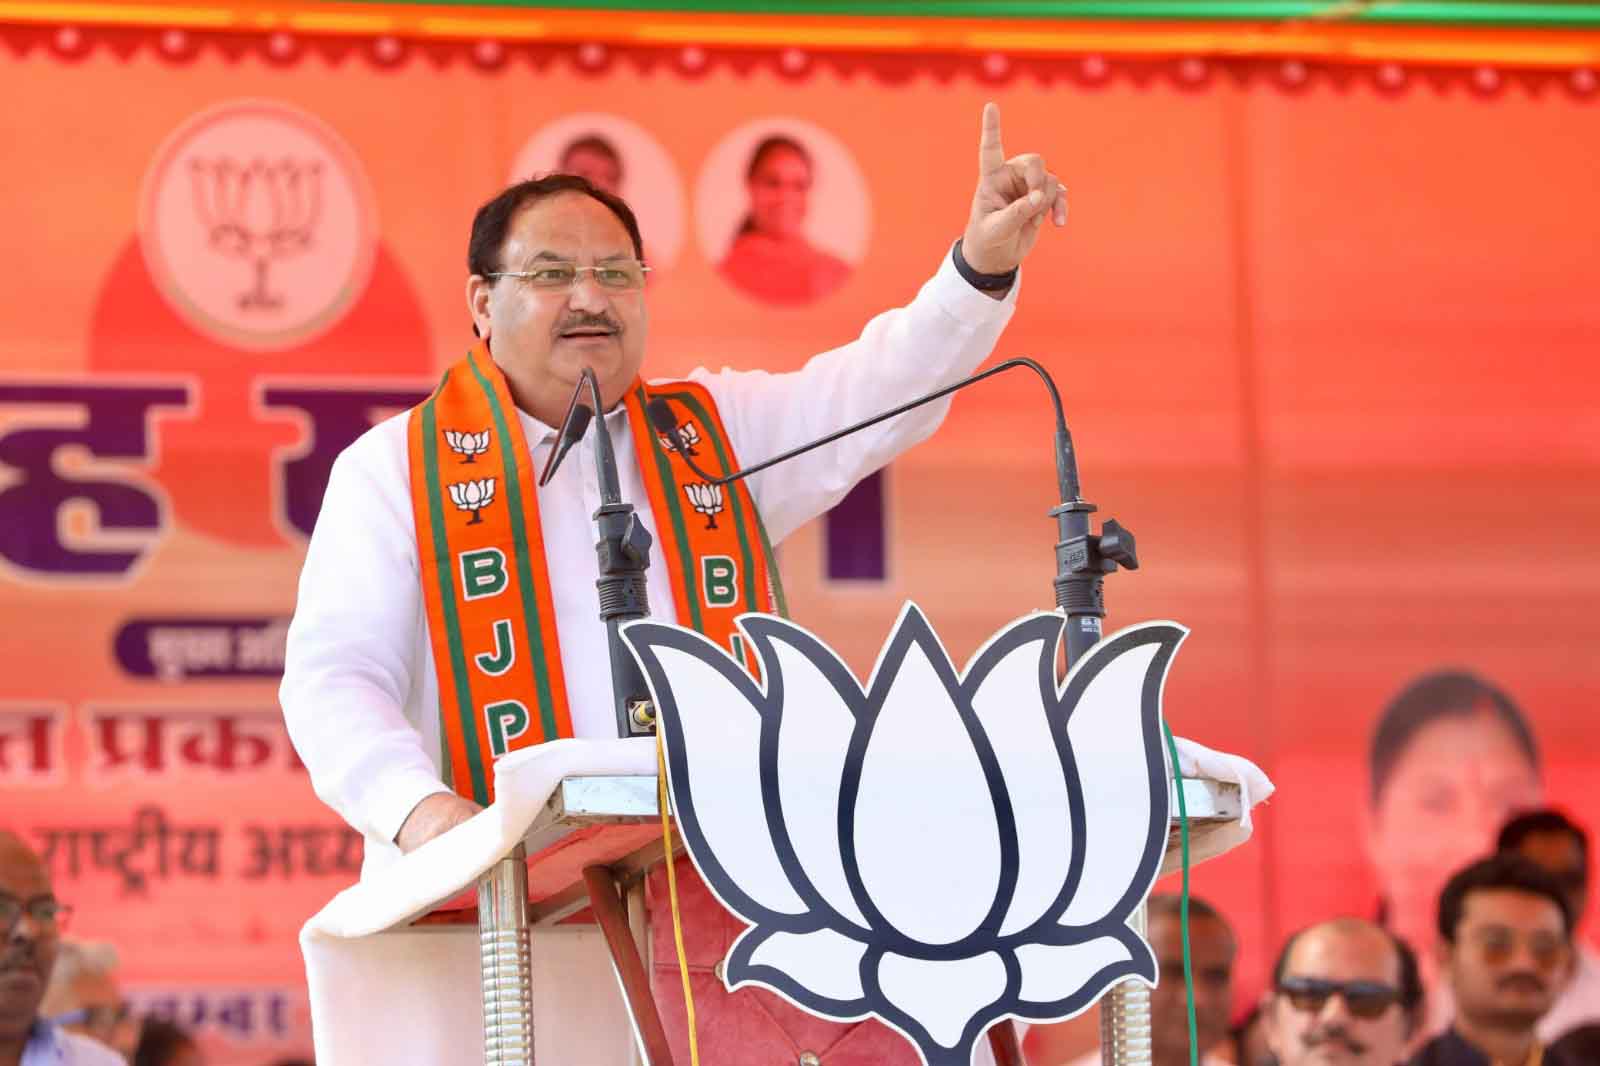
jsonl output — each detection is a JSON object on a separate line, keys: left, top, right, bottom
{"left": 406, "top": 342, "right": 782, "bottom": 804}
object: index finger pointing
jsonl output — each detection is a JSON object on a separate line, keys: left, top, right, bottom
{"left": 978, "top": 101, "right": 1005, "bottom": 175}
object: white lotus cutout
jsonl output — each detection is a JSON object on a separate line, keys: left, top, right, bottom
{"left": 622, "top": 605, "right": 1183, "bottom": 1066}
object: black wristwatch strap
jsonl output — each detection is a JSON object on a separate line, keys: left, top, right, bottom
{"left": 952, "top": 239, "right": 1017, "bottom": 292}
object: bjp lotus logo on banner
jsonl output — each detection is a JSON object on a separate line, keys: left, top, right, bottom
{"left": 138, "top": 99, "right": 377, "bottom": 352}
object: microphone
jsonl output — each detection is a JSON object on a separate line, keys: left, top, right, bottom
{"left": 647, "top": 359, "right": 1138, "bottom": 667}
{"left": 542, "top": 368, "right": 658, "bottom": 738}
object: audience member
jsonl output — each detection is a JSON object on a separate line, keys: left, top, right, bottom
{"left": 41, "top": 939, "right": 139, "bottom": 1060}
{"left": 1408, "top": 855, "right": 1578, "bottom": 1065}
{"left": 0, "top": 831, "right": 123, "bottom": 1065}
{"left": 130, "top": 1019, "right": 201, "bottom": 1066}
{"left": 1265, "top": 917, "right": 1421, "bottom": 1066}
{"left": 1497, "top": 809, "right": 1600, "bottom": 1042}
{"left": 1233, "top": 1002, "right": 1278, "bottom": 1066}
{"left": 1367, "top": 671, "right": 1543, "bottom": 985}
{"left": 1023, "top": 894, "right": 1237, "bottom": 1066}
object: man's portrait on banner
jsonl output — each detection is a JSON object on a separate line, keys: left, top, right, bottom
{"left": 509, "top": 113, "right": 686, "bottom": 267}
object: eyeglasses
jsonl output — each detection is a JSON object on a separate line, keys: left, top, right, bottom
{"left": 0, "top": 894, "right": 72, "bottom": 935}
{"left": 1278, "top": 976, "right": 1401, "bottom": 1019}
{"left": 485, "top": 260, "right": 650, "bottom": 292}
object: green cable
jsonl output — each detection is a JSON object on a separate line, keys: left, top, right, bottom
{"left": 1161, "top": 720, "right": 1198, "bottom": 1066}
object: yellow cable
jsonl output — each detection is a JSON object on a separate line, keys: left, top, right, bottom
{"left": 658, "top": 732, "right": 701, "bottom": 1066}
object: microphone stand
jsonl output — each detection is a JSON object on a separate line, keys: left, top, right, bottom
{"left": 647, "top": 357, "right": 1139, "bottom": 666}
{"left": 540, "top": 368, "right": 657, "bottom": 738}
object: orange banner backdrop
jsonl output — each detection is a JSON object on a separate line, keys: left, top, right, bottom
{"left": 3, "top": 31, "right": 1598, "bottom": 1064}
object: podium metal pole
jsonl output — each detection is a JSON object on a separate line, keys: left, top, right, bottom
{"left": 1098, "top": 904, "right": 1153, "bottom": 1066}
{"left": 480, "top": 844, "right": 533, "bottom": 1066}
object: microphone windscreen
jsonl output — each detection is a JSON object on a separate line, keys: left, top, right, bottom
{"left": 644, "top": 397, "right": 678, "bottom": 435}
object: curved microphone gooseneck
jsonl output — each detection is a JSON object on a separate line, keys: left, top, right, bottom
{"left": 646, "top": 357, "right": 1138, "bottom": 668}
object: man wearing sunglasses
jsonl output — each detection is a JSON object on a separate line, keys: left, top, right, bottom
{"left": 0, "top": 832, "right": 123, "bottom": 1066}
{"left": 1497, "top": 810, "right": 1599, "bottom": 1044}
{"left": 1409, "top": 854, "right": 1579, "bottom": 1066}
{"left": 1265, "top": 917, "right": 1422, "bottom": 1066}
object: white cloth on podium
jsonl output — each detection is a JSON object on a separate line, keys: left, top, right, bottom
{"left": 298, "top": 733, "right": 1271, "bottom": 1066}
{"left": 1159, "top": 736, "right": 1275, "bottom": 879}
{"left": 300, "top": 737, "right": 656, "bottom": 1066}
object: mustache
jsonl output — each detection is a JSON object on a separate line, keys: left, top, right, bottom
{"left": 1497, "top": 973, "right": 1547, "bottom": 994}
{"left": 553, "top": 313, "right": 621, "bottom": 335}
{"left": 0, "top": 946, "right": 41, "bottom": 972}
{"left": 1303, "top": 1026, "right": 1367, "bottom": 1055}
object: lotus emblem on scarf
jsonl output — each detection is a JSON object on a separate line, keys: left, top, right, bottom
{"left": 623, "top": 605, "right": 1184, "bottom": 1066}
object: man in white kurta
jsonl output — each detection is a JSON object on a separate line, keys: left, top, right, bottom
{"left": 281, "top": 104, "right": 1067, "bottom": 1062}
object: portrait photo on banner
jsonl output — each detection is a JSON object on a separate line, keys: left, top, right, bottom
{"left": 695, "top": 117, "right": 871, "bottom": 308}
{"left": 508, "top": 112, "right": 687, "bottom": 268}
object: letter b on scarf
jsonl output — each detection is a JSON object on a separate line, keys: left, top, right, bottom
{"left": 460, "top": 548, "right": 508, "bottom": 600}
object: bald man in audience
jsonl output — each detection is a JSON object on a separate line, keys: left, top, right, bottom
{"left": 1266, "top": 918, "right": 1423, "bottom": 1066}
{"left": 0, "top": 832, "right": 123, "bottom": 1066}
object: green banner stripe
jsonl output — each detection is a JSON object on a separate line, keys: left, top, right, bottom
{"left": 657, "top": 390, "right": 761, "bottom": 615}
{"left": 466, "top": 352, "right": 561, "bottom": 742}
{"left": 345, "top": 0, "right": 1600, "bottom": 29}
{"left": 421, "top": 379, "right": 489, "bottom": 805}
{"left": 637, "top": 386, "right": 704, "bottom": 632}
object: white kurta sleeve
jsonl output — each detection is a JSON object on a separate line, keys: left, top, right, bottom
{"left": 279, "top": 422, "right": 450, "bottom": 844}
{"left": 689, "top": 244, "right": 1020, "bottom": 544}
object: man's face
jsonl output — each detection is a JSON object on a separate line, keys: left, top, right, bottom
{"left": 1367, "top": 712, "right": 1542, "bottom": 946}
{"left": 467, "top": 191, "right": 647, "bottom": 424}
{"left": 747, "top": 147, "right": 812, "bottom": 240}
{"left": 559, "top": 146, "right": 622, "bottom": 196}
{"left": 1150, "top": 912, "right": 1235, "bottom": 1066}
{"left": 1266, "top": 923, "right": 1413, "bottom": 1066}
{"left": 1512, "top": 830, "right": 1588, "bottom": 927}
{"left": 1443, "top": 889, "right": 1571, "bottom": 1031}
{"left": 0, "top": 837, "right": 58, "bottom": 1043}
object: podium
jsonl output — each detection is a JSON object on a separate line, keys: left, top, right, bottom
{"left": 422, "top": 772, "right": 1246, "bottom": 1066}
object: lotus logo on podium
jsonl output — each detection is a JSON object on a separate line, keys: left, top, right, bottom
{"left": 624, "top": 606, "right": 1183, "bottom": 1066}
{"left": 139, "top": 99, "right": 377, "bottom": 352}
{"left": 189, "top": 158, "right": 323, "bottom": 312}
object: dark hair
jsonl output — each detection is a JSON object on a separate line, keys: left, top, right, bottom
{"left": 1368, "top": 670, "right": 1538, "bottom": 807}
{"left": 1498, "top": 808, "right": 1589, "bottom": 870}
{"left": 132, "top": 1017, "right": 197, "bottom": 1066}
{"left": 467, "top": 174, "right": 644, "bottom": 278}
{"left": 1437, "top": 853, "right": 1574, "bottom": 943}
{"left": 737, "top": 134, "right": 812, "bottom": 238}
{"left": 1550, "top": 1025, "right": 1600, "bottom": 1062}
{"left": 1271, "top": 918, "right": 1424, "bottom": 1022}
{"left": 558, "top": 133, "right": 623, "bottom": 177}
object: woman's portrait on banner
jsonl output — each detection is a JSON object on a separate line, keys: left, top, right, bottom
{"left": 696, "top": 119, "right": 870, "bottom": 307}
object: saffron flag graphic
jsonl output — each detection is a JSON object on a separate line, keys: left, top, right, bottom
{"left": 625, "top": 606, "right": 1181, "bottom": 1066}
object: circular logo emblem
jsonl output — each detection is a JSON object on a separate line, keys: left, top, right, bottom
{"left": 139, "top": 99, "right": 377, "bottom": 352}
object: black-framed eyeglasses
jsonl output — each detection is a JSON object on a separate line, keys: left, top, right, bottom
{"left": 1277, "top": 976, "right": 1401, "bottom": 1019}
{"left": 485, "top": 260, "right": 650, "bottom": 292}
{"left": 0, "top": 894, "right": 72, "bottom": 935}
